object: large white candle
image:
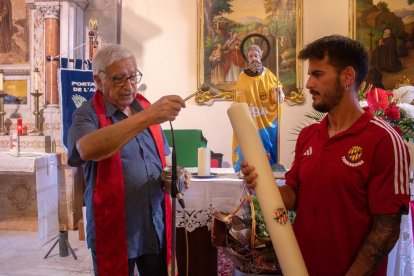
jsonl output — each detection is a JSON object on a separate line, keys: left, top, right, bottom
{"left": 197, "top": 147, "right": 211, "bottom": 176}
{"left": 227, "top": 103, "right": 308, "bottom": 276}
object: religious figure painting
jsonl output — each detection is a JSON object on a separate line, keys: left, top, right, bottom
{"left": 0, "top": 0, "right": 29, "bottom": 65}
{"left": 197, "top": 0, "right": 304, "bottom": 105}
{"left": 350, "top": 0, "right": 414, "bottom": 89}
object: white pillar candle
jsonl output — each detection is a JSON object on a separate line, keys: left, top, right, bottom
{"left": 227, "top": 103, "right": 308, "bottom": 276}
{"left": 34, "top": 69, "right": 40, "bottom": 90}
{"left": 197, "top": 147, "right": 211, "bottom": 176}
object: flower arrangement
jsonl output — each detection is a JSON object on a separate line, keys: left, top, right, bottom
{"left": 359, "top": 83, "right": 414, "bottom": 141}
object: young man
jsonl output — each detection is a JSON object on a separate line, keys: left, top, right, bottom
{"left": 241, "top": 35, "right": 410, "bottom": 275}
{"left": 67, "top": 44, "right": 186, "bottom": 276}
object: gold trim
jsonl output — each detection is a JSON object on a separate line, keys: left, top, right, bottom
{"left": 196, "top": 0, "right": 204, "bottom": 90}
{"left": 285, "top": 91, "right": 306, "bottom": 105}
{"left": 285, "top": 0, "right": 305, "bottom": 106}
{"left": 195, "top": 89, "right": 235, "bottom": 105}
{"left": 349, "top": 0, "right": 356, "bottom": 39}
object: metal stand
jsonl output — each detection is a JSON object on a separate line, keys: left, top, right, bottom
{"left": 44, "top": 230, "right": 77, "bottom": 260}
{"left": 0, "top": 92, "right": 8, "bottom": 135}
{"left": 28, "top": 89, "right": 43, "bottom": 136}
{"left": 171, "top": 196, "right": 177, "bottom": 276}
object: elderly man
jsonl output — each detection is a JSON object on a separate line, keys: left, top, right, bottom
{"left": 232, "top": 44, "right": 283, "bottom": 172}
{"left": 67, "top": 44, "right": 185, "bottom": 276}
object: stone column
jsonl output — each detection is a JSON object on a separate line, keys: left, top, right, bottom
{"left": 36, "top": 4, "right": 60, "bottom": 106}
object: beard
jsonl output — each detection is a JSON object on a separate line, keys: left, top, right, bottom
{"left": 312, "top": 77, "right": 344, "bottom": 113}
{"left": 249, "top": 60, "right": 264, "bottom": 74}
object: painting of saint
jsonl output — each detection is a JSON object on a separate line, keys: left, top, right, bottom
{"left": 354, "top": 0, "right": 414, "bottom": 89}
{"left": 199, "top": 0, "right": 301, "bottom": 100}
{"left": 0, "top": 0, "right": 29, "bottom": 65}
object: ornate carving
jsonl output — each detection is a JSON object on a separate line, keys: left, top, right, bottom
{"left": 7, "top": 179, "right": 35, "bottom": 210}
{"left": 285, "top": 90, "right": 306, "bottom": 105}
{"left": 195, "top": 89, "right": 236, "bottom": 106}
{"left": 36, "top": 3, "right": 61, "bottom": 20}
{"left": 0, "top": 69, "right": 31, "bottom": 76}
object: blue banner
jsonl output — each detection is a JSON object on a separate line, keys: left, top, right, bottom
{"left": 59, "top": 68, "right": 95, "bottom": 149}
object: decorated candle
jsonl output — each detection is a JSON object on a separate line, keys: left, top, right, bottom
{"left": 227, "top": 103, "right": 308, "bottom": 276}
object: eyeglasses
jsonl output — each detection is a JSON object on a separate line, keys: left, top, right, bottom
{"left": 99, "top": 69, "right": 143, "bottom": 87}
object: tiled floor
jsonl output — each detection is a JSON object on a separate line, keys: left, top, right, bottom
{"left": 0, "top": 229, "right": 235, "bottom": 276}
{"left": 0, "top": 230, "right": 93, "bottom": 276}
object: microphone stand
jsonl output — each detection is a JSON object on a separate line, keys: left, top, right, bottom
{"left": 169, "top": 121, "right": 180, "bottom": 276}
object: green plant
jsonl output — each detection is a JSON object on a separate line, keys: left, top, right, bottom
{"left": 244, "top": 195, "right": 296, "bottom": 239}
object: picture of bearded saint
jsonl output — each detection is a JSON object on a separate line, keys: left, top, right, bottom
{"left": 232, "top": 44, "right": 284, "bottom": 172}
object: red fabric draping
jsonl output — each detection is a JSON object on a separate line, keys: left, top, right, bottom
{"left": 92, "top": 91, "right": 172, "bottom": 275}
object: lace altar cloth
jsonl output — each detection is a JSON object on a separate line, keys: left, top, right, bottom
{"left": 175, "top": 168, "right": 285, "bottom": 232}
{"left": 176, "top": 168, "right": 244, "bottom": 232}
{"left": 0, "top": 152, "right": 51, "bottom": 173}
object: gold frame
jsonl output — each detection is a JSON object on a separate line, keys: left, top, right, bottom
{"left": 349, "top": 0, "right": 414, "bottom": 89}
{"left": 196, "top": 0, "right": 304, "bottom": 105}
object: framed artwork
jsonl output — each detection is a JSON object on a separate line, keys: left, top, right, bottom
{"left": 349, "top": 0, "right": 414, "bottom": 89}
{"left": 197, "top": 0, "right": 304, "bottom": 105}
{"left": 4, "top": 78, "right": 28, "bottom": 105}
{"left": 3, "top": 73, "right": 31, "bottom": 118}
{"left": 0, "top": 0, "right": 30, "bottom": 66}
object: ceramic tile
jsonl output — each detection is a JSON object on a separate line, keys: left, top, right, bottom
{"left": 0, "top": 230, "right": 93, "bottom": 276}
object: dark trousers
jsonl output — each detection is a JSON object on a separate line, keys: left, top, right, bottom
{"left": 91, "top": 248, "right": 167, "bottom": 276}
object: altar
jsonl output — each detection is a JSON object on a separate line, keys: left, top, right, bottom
{"left": 0, "top": 152, "right": 59, "bottom": 245}
{"left": 175, "top": 168, "right": 244, "bottom": 276}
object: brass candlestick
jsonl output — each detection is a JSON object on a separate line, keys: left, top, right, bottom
{"left": 28, "top": 89, "right": 43, "bottom": 136}
{"left": 0, "top": 91, "right": 7, "bottom": 135}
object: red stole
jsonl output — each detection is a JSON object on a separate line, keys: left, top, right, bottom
{"left": 92, "top": 90, "right": 173, "bottom": 275}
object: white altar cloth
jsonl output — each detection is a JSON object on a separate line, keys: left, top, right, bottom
{"left": 0, "top": 152, "right": 59, "bottom": 245}
{"left": 176, "top": 168, "right": 244, "bottom": 232}
{"left": 0, "top": 152, "right": 51, "bottom": 172}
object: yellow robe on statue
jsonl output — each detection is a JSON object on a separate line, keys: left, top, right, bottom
{"left": 232, "top": 68, "right": 282, "bottom": 172}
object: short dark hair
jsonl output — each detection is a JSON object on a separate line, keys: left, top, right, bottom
{"left": 298, "top": 34, "right": 368, "bottom": 88}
